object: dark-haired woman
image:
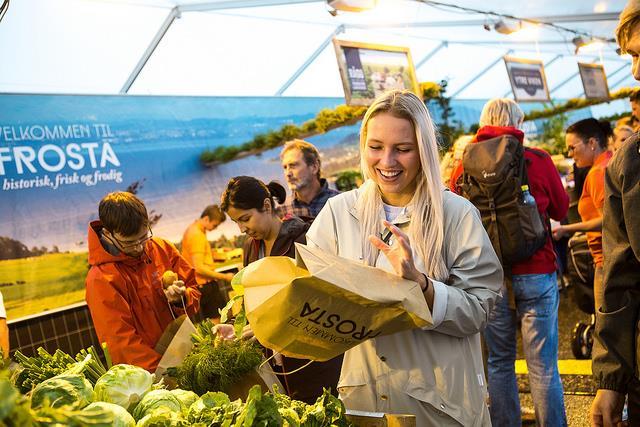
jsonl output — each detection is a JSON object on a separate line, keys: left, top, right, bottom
{"left": 219, "top": 176, "right": 342, "bottom": 404}
{"left": 553, "top": 118, "right": 613, "bottom": 310}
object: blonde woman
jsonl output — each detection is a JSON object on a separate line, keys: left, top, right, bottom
{"left": 306, "top": 90, "right": 503, "bottom": 426}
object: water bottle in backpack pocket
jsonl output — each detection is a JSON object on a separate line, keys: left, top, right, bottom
{"left": 458, "top": 134, "right": 548, "bottom": 265}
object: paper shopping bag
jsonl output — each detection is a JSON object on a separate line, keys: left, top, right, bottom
{"left": 154, "top": 315, "right": 284, "bottom": 394}
{"left": 155, "top": 314, "right": 197, "bottom": 383}
{"left": 239, "top": 243, "right": 432, "bottom": 361}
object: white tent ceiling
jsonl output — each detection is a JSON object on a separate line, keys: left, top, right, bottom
{"left": 0, "top": 0, "right": 635, "bottom": 98}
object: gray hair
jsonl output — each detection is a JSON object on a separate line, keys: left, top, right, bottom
{"left": 479, "top": 98, "right": 525, "bottom": 128}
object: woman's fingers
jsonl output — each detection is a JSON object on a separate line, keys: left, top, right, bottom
{"left": 368, "top": 234, "right": 390, "bottom": 252}
{"left": 382, "top": 221, "right": 413, "bottom": 255}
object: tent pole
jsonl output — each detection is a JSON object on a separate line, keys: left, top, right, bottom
{"left": 451, "top": 50, "right": 513, "bottom": 98}
{"left": 415, "top": 41, "right": 448, "bottom": 70}
{"left": 120, "top": 7, "right": 180, "bottom": 94}
{"left": 275, "top": 25, "right": 345, "bottom": 96}
{"left": 549, "top": 56, "right": 599, "bottom": 95}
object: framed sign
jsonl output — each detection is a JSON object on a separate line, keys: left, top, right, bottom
{"left": 332, "top": 39, "right": 420, "bottom": 106}
{"left": 578, "top": 63, "right": 610, "bottom": 100}
{"left": 504, "top": 56, "right": 551, "bottom": 102}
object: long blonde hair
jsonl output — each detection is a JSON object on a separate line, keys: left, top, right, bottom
{"left": 358, "top": 90, "right": 448, "bottom": 281}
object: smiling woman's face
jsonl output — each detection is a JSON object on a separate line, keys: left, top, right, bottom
{"left": 364, "top": 112, "right": 420, "bottom": 207}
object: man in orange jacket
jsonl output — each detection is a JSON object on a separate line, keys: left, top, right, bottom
{"left": 85, "top": 192, "right": 200, "bottom": 372}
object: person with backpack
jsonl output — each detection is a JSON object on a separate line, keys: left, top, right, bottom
{"left": 553, "top": 119, "right": 613, "bottom": 312}
{"left": 450, "top": 98, "right": 569, "bottom": 427}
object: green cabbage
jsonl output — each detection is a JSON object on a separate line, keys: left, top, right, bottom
{"left": 31, "top": 374, "right": 94, "bottom": 410}
{"left": 94, "top": 364, "right": 154, "bottom": 412}
{"left": 135, "top": 408, "right": 189, "bottom": 427}
{"left": 186, "top": 391, "right": 242, "bottom": 425}
{"left": 131, "top": 389, "right": 185, "bottom": 421}
{"left": 84, "top": 402, "right": 136, "bottom": 427}
{"left": 169, "top": 389, "right": 198, "bottom": 414}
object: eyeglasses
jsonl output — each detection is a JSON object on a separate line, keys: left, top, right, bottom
{"left": 107, "top": 227, "right": 153, "bottom": 250}
{"left": 566, "top": 141, "right": 584, "bottom": 155}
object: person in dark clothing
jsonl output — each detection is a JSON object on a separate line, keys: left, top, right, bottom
{"left": 219, "top": 175, "right": 342, "bottom": 404}
{"left": 591, "top": 3, "right": 640, "bottom": 425}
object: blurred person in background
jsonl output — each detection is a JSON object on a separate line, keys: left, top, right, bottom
{"left": 591, "top": 2, "right": 640, "bottom": 425}
{"left": 182, "top": 205, "right": 234, "bottom": 322}
{"left": 279, "top": 139, "right": 339, "bottom": 219}
{"left": 451, "top": 98, "right": 569, "bottom": 427}
{"left": 612, "top": 119, "right": 634, "bottom": 152}
{"left": 0, "top": 291, "right": 8, "bottom": 360}
{"left": 553, "top": 119, "right": 613, "bottom": 311}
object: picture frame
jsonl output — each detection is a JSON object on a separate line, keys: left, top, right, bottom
{"left": 578, "top": 62, "right": 610, "bottom": 100}
{"left": 504, "top": 56, "right": 551, "bottom": 102}
{"left": 332, "top": 39, "right": 420, "bottom": 106}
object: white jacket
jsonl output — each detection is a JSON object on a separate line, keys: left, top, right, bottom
{"left": 306, "top": 183, "right": 503, "bottom": 426}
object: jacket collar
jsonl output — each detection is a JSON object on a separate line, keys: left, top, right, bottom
{"left": 348, "top": 180, "right": 413, "bottom": 226}
{"left": 475, "top": 125, "right": 524, "bottom": 143}
{"left": 88, "top": 220, "right": 151, "bottom": 267}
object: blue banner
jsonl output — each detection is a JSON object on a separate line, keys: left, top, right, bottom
{"left": 0, "top": 94, "right": 360, "bottom": 319}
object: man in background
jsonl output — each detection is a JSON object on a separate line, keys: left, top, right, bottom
{"left": 0, "top": 291, "right": 8, "bottom": 361}
{"left": 182, "top": 205, "right": 233, "bottom": 322}
{"left": 279, "top": 139, "right": 339, "bottom": 219}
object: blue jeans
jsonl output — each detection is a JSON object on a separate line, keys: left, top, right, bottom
{"left": 484, "top": 273, "right": 567, "bottom": 427}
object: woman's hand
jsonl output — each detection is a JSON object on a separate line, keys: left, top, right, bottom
{"left": 552, "top": 224, "right": 571, "bottom": 240}
{"left": 214, "top": 323, "right": 255, "bottom": 341}
{"left": 369, "top": 220, "right": 423, "bottom": 284}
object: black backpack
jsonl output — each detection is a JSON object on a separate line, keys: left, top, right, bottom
{"left": 458, "top": 134, "right": 548, "bottom": 266}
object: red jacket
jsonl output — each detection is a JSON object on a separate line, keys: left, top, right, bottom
{"left": 85, "top": 221, "right": 201, "bottom": 371}
{"left": 450, "top": 126, "right": 569, "bottom": 275}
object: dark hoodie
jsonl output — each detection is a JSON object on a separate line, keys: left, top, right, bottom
{"left": 85, "top": 220, "right": 200, "bottom": 371}
{"left": 242, "top": 216, "right": 343, "bottom": 404}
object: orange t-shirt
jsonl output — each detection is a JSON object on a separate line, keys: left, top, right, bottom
{"left": 578, "top": 151, "right": 612, "bottom": 268}
{"left": 181, "top": 221, "right": 214, "bottom": 286}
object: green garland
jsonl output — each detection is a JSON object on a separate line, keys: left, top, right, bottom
{"left": 200, "top": 105, "right": 368, "bottom": 165}
{"left": 200, "top": 84, "right": 446, "bottom": 165}
{"left": 200, "top": 84, "right": 634, "bottom": 165}
{"left": 524, "top": 87, "right": 637, "bottom": 121}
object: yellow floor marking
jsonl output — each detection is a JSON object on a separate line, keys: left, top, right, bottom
{"left": 515, "top": 359, "right": 592, "bottom": 376}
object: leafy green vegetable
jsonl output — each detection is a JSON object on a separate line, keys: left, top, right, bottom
{"left": 135, "top": 408, "right": 189, "bottom": 427}
{"left": 33, "top": 402, "right": 114, "bottom": 427}
{"left": 186, "top": 391, "right": 235, "bottom": 425}
{"left": 132, "top": 389, "right": 185, "bottom": 422}
{"left": 93, "top": 364, "right": 154, "bottom": 412}
{"left": 12, "top": 346, "right": 107, "bottom": 393}
{"left": 173, "top": 331, "right": 262, "bottom": 395}
{"left": 169, "top": 389, "right": 198, "bottom": 414}
{"left": 234, "top": 385, "right": 282, "bottom": 427}
{"left": 84, "top": 402, "right": 135, "bottom": 427}
{"left": 30, "top": 374, "right": 94, "bottom": 410}
{"left": 0, "top": 375, "right": 36, "bottom": 426}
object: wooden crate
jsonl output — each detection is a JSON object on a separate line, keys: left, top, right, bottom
{"left": 346, "top": 411, "right": 416, "bottom": 427}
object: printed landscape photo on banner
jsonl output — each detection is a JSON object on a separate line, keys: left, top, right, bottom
{"left": 0, "top": 94, "right": 362, "bottom": 320}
